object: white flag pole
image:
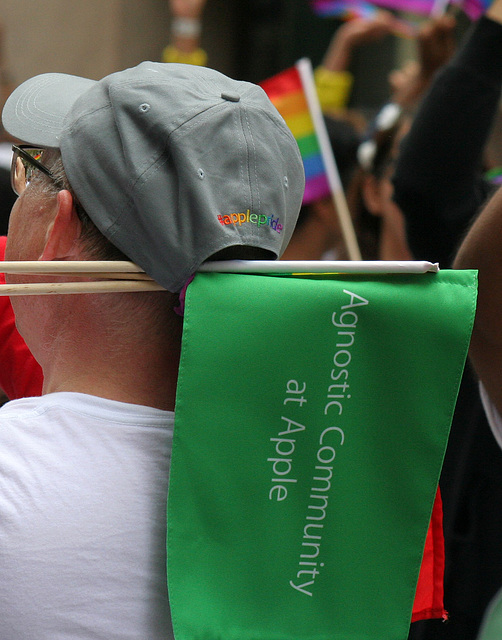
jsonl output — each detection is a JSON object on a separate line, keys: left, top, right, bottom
{"left": 200, "top": 259, "right": 439, "bottom": 274}
{"left": 295, "top": 57, "right": 362, "bottom": 261}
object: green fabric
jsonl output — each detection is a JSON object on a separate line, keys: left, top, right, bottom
{"left": 168, "top": 269, "right": 477, "bottom": 640}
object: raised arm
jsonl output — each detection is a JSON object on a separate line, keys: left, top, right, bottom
{"left": 315, "top": 10, "right": 400, "bottom": 113}
{"left": 454, "top": 185, "right": 502, "bottom": 418}
{"left": 388, "top": 13, "right": 456, "bottom": 110}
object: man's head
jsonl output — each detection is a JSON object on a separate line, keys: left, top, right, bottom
{"left": 2, "top": 62, "right": 305, "bottom": 292}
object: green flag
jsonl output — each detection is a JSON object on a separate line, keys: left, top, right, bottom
{"left": 168, "top": 269, "right": 477, "bottom": 640}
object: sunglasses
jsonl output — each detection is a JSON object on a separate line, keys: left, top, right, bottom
{"left": 11, "top": 145, "right": 59, "bottom": 196}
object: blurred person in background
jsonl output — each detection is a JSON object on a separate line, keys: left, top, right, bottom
{"left": 393, "top": 2, "right": 502, "bottom": 637}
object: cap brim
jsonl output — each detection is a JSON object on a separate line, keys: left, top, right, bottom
{"left": 2, "top": 73, "right": 96, "bottom": 147}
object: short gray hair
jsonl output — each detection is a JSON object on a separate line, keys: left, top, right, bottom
{"left": 35, "top": 148, "right": 181, "bottom": 324}
{"left": 38, "top": 149, "right": 129, "bottom": 262}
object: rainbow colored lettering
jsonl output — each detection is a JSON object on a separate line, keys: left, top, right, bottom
{"left": 217, "top": 209, "right": 283, "bottom": 233}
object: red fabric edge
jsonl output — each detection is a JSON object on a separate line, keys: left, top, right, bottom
{"left": 411, "top": 488, "right": 448, "bottom": 622}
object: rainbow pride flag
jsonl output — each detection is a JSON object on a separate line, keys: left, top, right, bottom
{"left": 311, "top": 0, "right": 416, "bottom": 35}
{"left": 459, "top": 0, "right": 491, "bottom": 19}
{"left": 312, "top": 0, "right": 491, "bottom": 19}
{"left": 260, "top": 64, "right": 330, "bottom": 205}
{"left": 261, "top": 59, "right": 361, "bottom": 260}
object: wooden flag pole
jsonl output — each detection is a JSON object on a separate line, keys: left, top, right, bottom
{"left": 0, "top": 260, "right": 150, "bottom": 275}
{"left": 0, "top": 260, "right": 161, "bottom": 296}
{"left": 0, "top": 280, "right": 165, "bottom": 296}
{"left": 296, "top": 58, "right": 362, "bottom": 261}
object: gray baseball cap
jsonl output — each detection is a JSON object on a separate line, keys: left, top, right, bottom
{"left": 2, "top": 62, "right": 305, "bottom": 292}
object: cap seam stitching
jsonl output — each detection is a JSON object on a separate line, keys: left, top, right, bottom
{"left": 133, "top": 102, "right": 239, "bottom": 188}
{"left": 241, "top": 104, "right": 260, "bottom": 215}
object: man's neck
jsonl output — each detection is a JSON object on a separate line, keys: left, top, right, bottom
{"left": 42, "top": 348, "right": 180, "bottom": 411}
{"left": 32, "top": 294, "right": 182, "bottom": 412}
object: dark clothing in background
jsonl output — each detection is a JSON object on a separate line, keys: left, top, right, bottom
{"left": 394, "top": 16, "right": 502, "bottom": 640}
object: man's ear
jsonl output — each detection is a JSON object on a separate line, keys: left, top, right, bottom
{"left": 40, "top": 190, "right": 82, "bottom": 261}
{"left": 361, "top": 174, "right": 383, "bottom": 217}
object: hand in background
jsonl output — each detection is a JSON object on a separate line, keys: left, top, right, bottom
{"left": 389, "top": 14, "right": 456, "bottom": 108}
{"left": 322, "top": 10, "right": 402, "bottom": 73}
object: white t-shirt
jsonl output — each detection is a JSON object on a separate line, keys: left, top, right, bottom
{"left": 480, "top": 383, "right": 502, "bottom": 451}
{"left": 0, "top": 392, "right": 175, "bottom": 639}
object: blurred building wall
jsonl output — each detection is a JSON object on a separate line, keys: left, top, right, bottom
{"left": 0, "top": 0, "right": 408, "bottom": 111}
{"left": 0, "top": 0, "right": 236, "bottom": 85}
